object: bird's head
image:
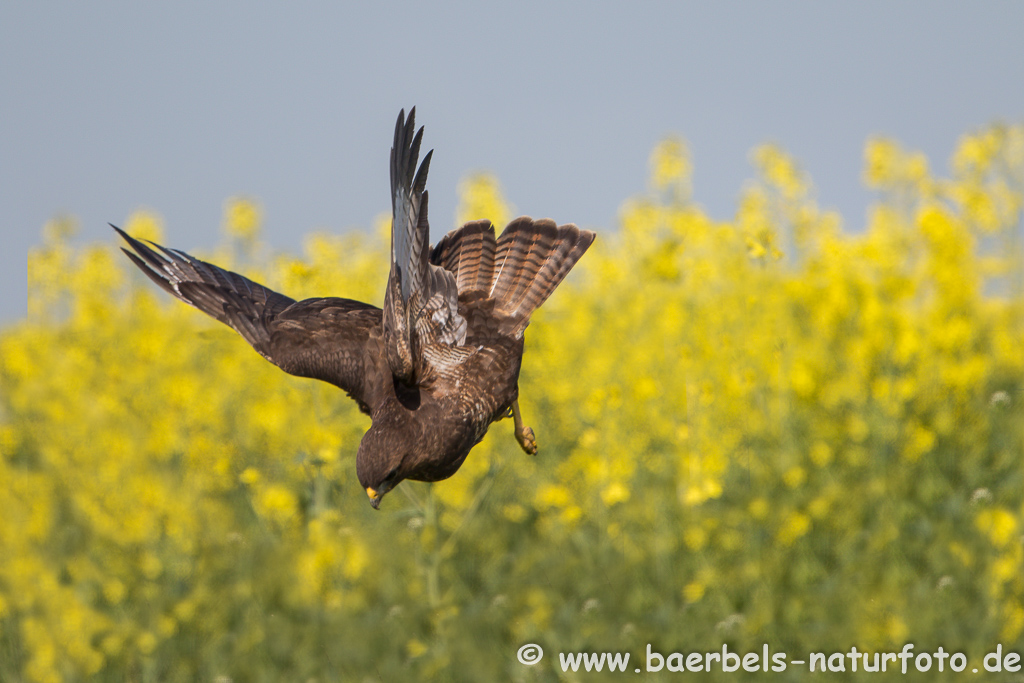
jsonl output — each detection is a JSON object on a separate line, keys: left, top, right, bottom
{"left": 356, "top": 421, "right": 410, "bottom": 510}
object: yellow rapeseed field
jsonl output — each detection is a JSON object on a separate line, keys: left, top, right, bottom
{"left": 2, "top": 125, "right": 1022, "bottom": 681}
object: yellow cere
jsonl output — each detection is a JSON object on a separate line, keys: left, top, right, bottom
{"left": 2, "top": 124, "right": 1023, "bottom": 680}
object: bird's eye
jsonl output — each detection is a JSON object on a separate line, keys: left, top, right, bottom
{"left": 384, "top": 467, "right": 398, "bottom": 482}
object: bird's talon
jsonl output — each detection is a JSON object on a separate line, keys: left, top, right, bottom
{"left": 516, "top": 426, "right": 538, "bottom": 455}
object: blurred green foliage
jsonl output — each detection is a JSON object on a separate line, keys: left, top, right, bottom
{"left": 2, "top": 125, "right": 1023, "bottom": 682}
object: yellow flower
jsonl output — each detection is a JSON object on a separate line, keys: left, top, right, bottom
{"left": 137, "top": 631, "right": 158, "bottom": 656}
{"left": 683, "top": 581, "right": 705, "bottom": 603}
{"left": 534, "top": 483, "right": 571, "bottom": 510}
{"left": 683, "top": 525, "right": 707, "bottom": 551}
{"left": 102, "top": 579, "right": 126, "bottom": 605}
{"left": 256, "top": 484, "right": 298, "bottom": 525}
{"left": 223, "top": 197, "right": 262, "bottom": 241}
{"left": 239, "top": 467, "right": 261, "bottom": 485}
{"left": 600, "top": 481, "right": 630, "bottom": 507}
{"left": 407, "top": 639, "right": 429, "bottom": 658}
{"left": 456, "top": 174, "right": 513, "bottom": 230}
{"left": 809, "top": 442, "right": 833, "bottom": 467}
{"left": 650, "top": 137, "right": 691, "bottom": 192}
{"left": 124, "top": 210, "right": 164, "bottom": 243}
{"left": 977, "top": 508, "right": 1017, "bottom": 548}
{"left": 502, "top": 503, "right": 527, "bottom": 522}
{"left": 783, "top": 466, "right": 806, "bottom": 489}
{"left": 1003, "top": 602, "right": 1024, "bottom": 642}
{"left": 754, "top": 144, "right": 805, "bottom": 199}
{"left": 903, "top": 423, "right": 935, "bottom": 462}
{"left": 777, "top": 511, "right": 811, "bottom": 545}
{"left": 885, "top": 615, "right": 909, "bottom": 643}
{"left": 864, "top": 138, "right": 899, "bottom": 187}
{"left": 43, "top": 215, "right": 79, "bottom": 243}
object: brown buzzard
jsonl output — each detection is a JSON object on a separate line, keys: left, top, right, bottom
{"left": 115, "top": 108, "right": 595, "bottom": 509}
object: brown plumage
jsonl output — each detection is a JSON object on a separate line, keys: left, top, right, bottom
{"left": 115, "top": 108, "right": 594, "bottom": 509}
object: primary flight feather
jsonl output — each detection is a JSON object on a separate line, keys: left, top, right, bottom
{"left": 115, "top": 108, "right": 595, "bottom": 509}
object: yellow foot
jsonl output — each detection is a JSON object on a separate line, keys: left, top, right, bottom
{"left": 509, "top": 399, "right": 537, "bottom": 455}
{"left": 516, "top": 425, "right": 538, "bottom": 455}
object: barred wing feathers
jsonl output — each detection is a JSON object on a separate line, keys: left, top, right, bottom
{"left": 384, "top": 108, "right": 467, "bottom": 384}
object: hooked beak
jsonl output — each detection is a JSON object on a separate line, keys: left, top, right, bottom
{"left": 366, "top": 486, "right": 383, "bottom": 510}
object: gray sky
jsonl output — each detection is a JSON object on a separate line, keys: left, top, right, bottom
{"left": 4, "top": 1, "right": 1023, "bottom": 325}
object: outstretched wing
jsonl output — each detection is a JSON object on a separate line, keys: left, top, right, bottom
{"left": 115, "top": 226, "right": 383, "bottom": 413}
{"left": 383, "top": 108, "right": 466, "bottom": 385}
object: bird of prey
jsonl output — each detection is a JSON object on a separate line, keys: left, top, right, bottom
{"left": 115, "top": 108, "right": 595, "bottom": 509}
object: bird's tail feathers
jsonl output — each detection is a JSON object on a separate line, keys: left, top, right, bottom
{"left": 430, "top": 219, "right": 498, "bottom": 295}
{"left": 488, "top": 217, "right": 595, "bottom": 336}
